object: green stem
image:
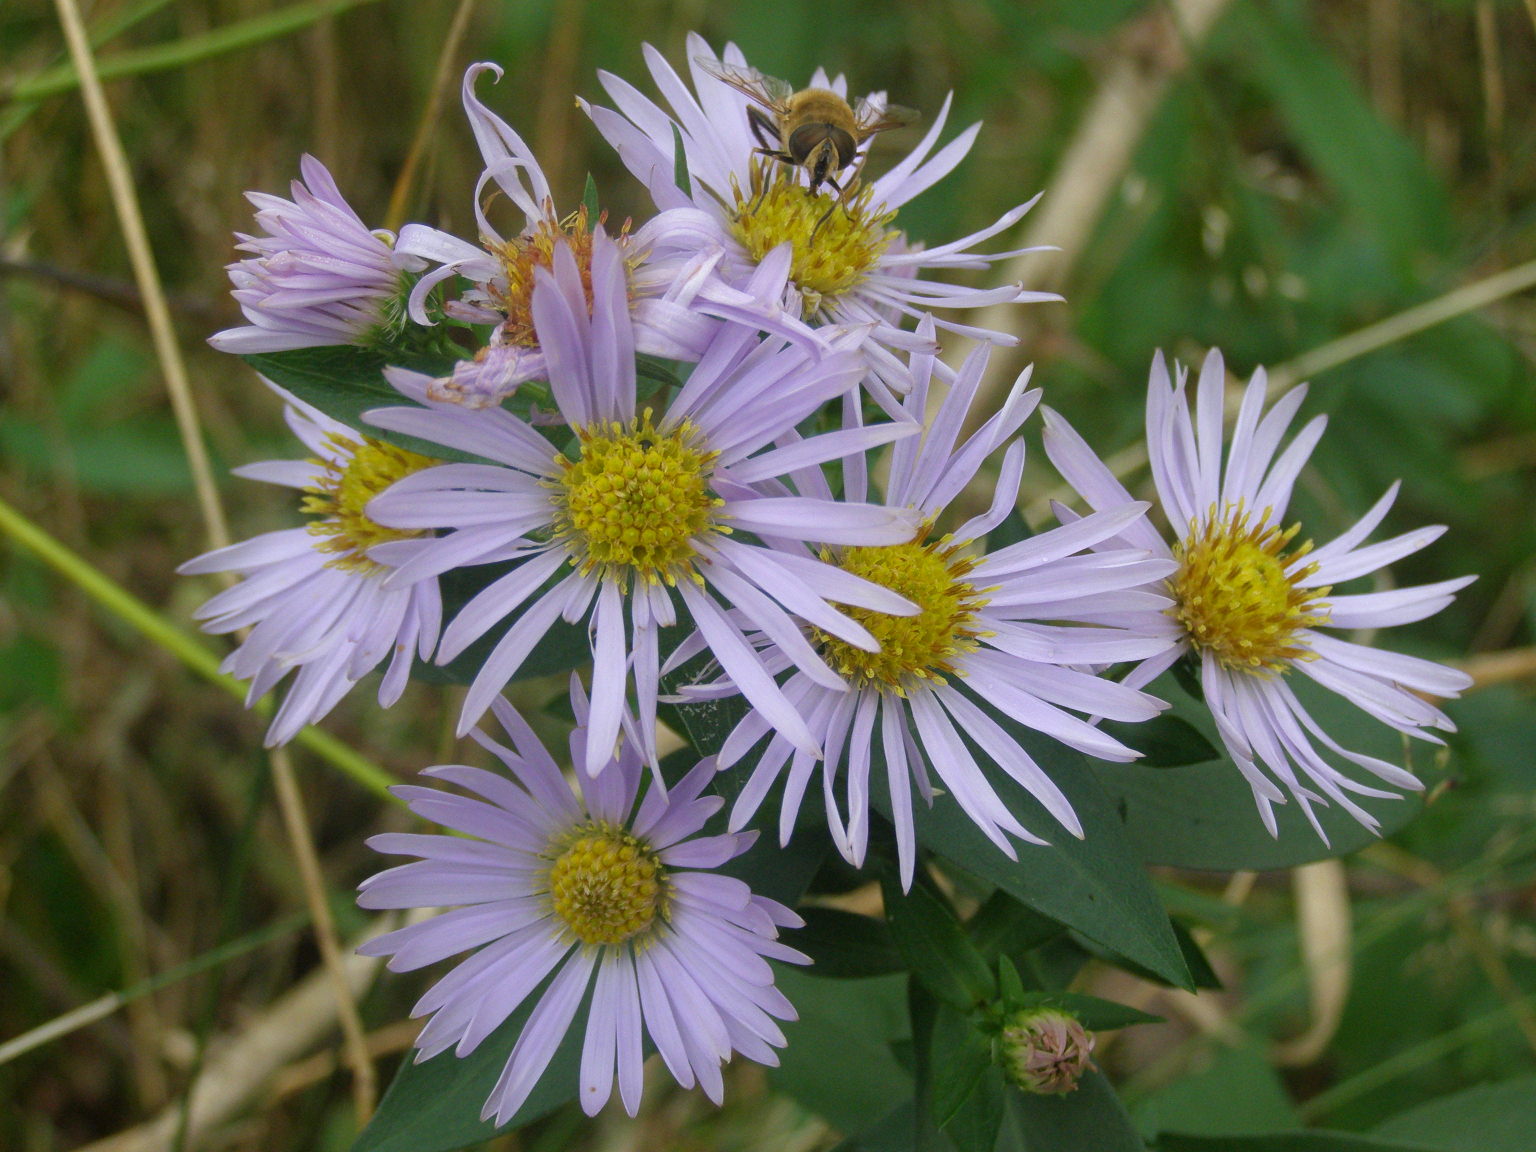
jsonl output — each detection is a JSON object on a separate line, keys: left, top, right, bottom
{"left": 0, "top": 913, "right": 308, "bottom": 1067}
{"left": 0, "top": 491, "right": 399, "bottom": 800}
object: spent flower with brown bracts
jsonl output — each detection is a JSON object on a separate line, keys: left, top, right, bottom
{"left": 1043, "top": 349, "right": 1475, "bottom": 837}
{"left": 394, "top": 63, "right": 822, "bottom": 409}
{"left": 358, "top": 679, "right": 807, "bottom": 1122}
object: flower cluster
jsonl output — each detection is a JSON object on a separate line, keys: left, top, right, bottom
{"left": 185, "top": 35, "right": 1472, "bottom": 1127}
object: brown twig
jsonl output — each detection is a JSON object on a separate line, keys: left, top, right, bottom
{"left": 1455, "top": 646, "right": 1536, "bottom": 690}
{"left": 0, "top": 256, "right": 224, "bottom": 325}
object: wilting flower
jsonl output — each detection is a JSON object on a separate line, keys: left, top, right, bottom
{"left": 208, "top": 155, "right": 422, "bottom": 354}
{"left": 583, "top": 34, "right": 1057, "bottom": 411}
{"left": 694, "top": 327, "right": 1175, "bottom": 886}
{"left": 394, "top": 63, "right": 819, "bottom": 409}
{"left": 177, "top": 386, "right": 442, "bottom": 745}
{"left": 997, "top": 1008, "right": 1095, "bottom": 1095}
{"left": 366, "top": 226, "right": 919, "bottom": 775}
{"left": 358, "top": 679, "right": 807, "bottom": 1122}
{"left": 1043, "top": 349, "right": 1475, "bottom": 836}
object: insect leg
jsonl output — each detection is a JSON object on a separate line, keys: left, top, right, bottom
{"left": 746, "top": 106, "right": 782, "bottom": 153}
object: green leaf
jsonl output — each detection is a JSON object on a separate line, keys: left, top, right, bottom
{"left": 1099, "top": 714, "right": 1220, "bottom": 768}
{"left": 1013, "top": 1067, "right": 1145, "bottom": 1152}
{"left": 770, "top": 968, "right": 913, "bottom": 1135}
{"left": 1093, "top": 675, "right": 1424, "bottom": 870}
{"left": 409, "top": 563, "right": 594, "bottom": 687}
{"left": 672, "top": 121, "right": 692, "bottom": 197}
{"left": 794, "top": 907, "right": 905, "bottom": 978}
{"left": 928, "top": 1001, "right": 995, "bottom": 1132}
{"left": 353, "top": 989, "right": 586, "bottom": 1152}
{"left": 1005, "top": 992, "right": 1162, "bottom": 1032}
{"left": 1170, "top": 918, "right": 1224, "bottom": 991}
{"left": 581, "top": 172, "right": 600, "bottom": 224}
{"left": 899, "top": 726, "right": 1191, "bottom": 990}
{"left": 1229, "top": 1, "right": 1447, "bottom": 276}
{"left": 241, "top": 346, "right": 473, "bottom": 462}
{"left": 967, "top": 890, "right": 1064, "bottom": 961}
{"left": 881, "top": 873, "right": 997, "bottom": 1010}
{"left": 1156, "top": 1136, "right": 1441, "bottom": 1152}
{"left": 943, "top": 1065, "right": 1007, "bottom": 1152}
{"left": 1133, "top": 1039, "right": 1298, "bottom": 1139}
{"left": 829, "top": 1100, "right": 919, "bottom": 1152}
{"left": 1371, "top": 1076, "right": 1536, "bottom": 1152}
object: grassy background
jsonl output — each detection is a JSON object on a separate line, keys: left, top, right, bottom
{"left": 2, "top": 0, "right": 1534, "bottom": 1149}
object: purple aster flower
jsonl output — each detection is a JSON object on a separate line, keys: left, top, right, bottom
{"left": 690, "top": 326, "right": 1176, "bottom": 887}
{"left": 177, "top": 385, "right": 443, "bottom": 745}
{"left": 582, "top": 34, "right": 1059, "bottom": 412}
{"left": 365, "top": 226, "right": 920, "bottom": 776}
{"left": 208, "top": 155, "right": 423, "bottom": 354}
{"left": 394, "top": 63, "right": 820, "bottom": 409}
{"left": 358, "top": 678, "right": 807, "bottom": 1121}
{"left": 1042, "top": 349, "right": 1475, "bottom": 837}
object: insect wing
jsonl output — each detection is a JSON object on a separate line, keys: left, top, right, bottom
{"left": 694, "top": 56, "right": 795, "bottom": 110}
{"left": 853, "top": 95, "right": 921, "bottom": 137}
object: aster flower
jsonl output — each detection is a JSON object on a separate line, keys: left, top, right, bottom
{"left": 357, "top": 679, "right": 807, "bottom": 1122}
{"left": 394, "top": 63, "right": 820, "bottom": 409}
{"left": 365, "top": 226, "right": 920, "bottom": 776}
{"left": 208, "top": 155, "right": 422, "bottom": 354}
{"left": 1042, "top": 349, "right": 1475, "bottom": 837}
{"left": 177, "top": 385, "right": 443, "bottom": 746}
{"left": 693, "top": 328, "right": 1176, "bottom": 887}
{"left": 582, "top": 33, "right": 1059, "bottom": 411}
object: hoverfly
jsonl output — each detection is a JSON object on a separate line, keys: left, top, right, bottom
{"left": 696, "top": 58, "right": 919, "bottom": 207}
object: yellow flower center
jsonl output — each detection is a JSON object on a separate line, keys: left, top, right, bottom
{"left": 486, "top": 204, "right": 631, "bottom": 346}
{"left": 730, "top": 162, "right": 895, "bottom": 320}
{"left": 1170, "top": 504, "right": 1330, "bottom": 675}
{"left": 814, "top": 533, "right": 988, "bottom": 693}
{"left": 550, "top": 412, "right": 721, "bottom": 586}
{"left": 546, "top": 824, "right": 667, "bottom": 947}
{"left": 301, "top": 435, "right": 436, "bottom": 574}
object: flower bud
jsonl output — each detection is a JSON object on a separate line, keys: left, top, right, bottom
{"left": 997, "top": 1008, "right": 1095, "bottom": 1094}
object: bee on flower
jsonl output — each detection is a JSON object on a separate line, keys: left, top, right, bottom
{"left": 582, "top": 34, "right": 1059, "bottom": 413}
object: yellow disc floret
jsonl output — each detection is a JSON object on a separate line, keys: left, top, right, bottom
{"left": 550, "top": 411, "right": 721, "bottom": 586}
{"left": 546, "top": 823, "right": 668, "bottom": 947}
{"left": 814, "top": 531, "right": 989, "bottom": 693}
{"left": 301, "top": 434, "right": 436, "bottom": 574}
{"left": 1170, "top": 503, "right": 1330, "bottom": 675}
{"left": 730, "top": 162, "right": 895, "bottom": 319}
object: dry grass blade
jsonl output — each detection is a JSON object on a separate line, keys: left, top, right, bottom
{"left": 50, "top": 0, "right": 378, "bottom": 1125}
{"left": 73, "top": 922, "right": 396, "bottom": 1152}
{"left": 1273, "top": 860, "right": 1353, "bottom": 1066}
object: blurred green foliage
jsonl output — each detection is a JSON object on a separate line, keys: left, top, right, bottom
{"left": 1, "top": 0, "right": 1533, "bottom": 1149}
